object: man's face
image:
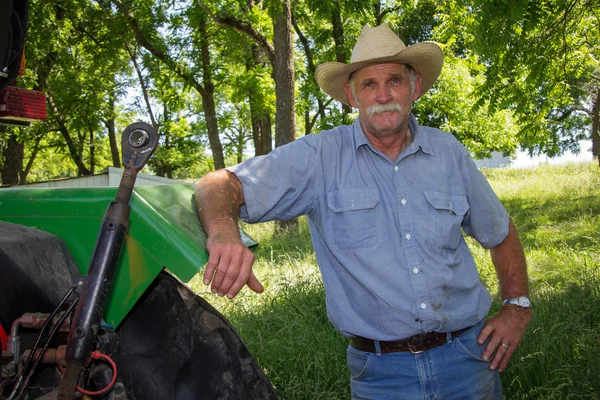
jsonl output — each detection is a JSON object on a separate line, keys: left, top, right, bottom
{"left": 344, "top": 63, "right": 422, "bottom": 138}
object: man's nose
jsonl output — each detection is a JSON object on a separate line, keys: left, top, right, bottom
{"left": 374, "top": 85, "right": 392, "bottom": 103}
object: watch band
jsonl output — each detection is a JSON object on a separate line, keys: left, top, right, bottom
{"left": 503, "top": 296, "right": 532, "bottom": 309}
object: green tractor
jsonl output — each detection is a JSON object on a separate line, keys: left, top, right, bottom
{"left": 0, "top": 2, "right": 277, "bottom": 399}
{"left": 0, "top": 125, "right": 277, "bottom": 400}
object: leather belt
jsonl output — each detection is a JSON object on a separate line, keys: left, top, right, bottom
{"left": 350, "top": 326, "right": 471, "bottom": 354}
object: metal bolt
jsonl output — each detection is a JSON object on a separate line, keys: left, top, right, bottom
{"left": 128, "top": 129, "right": 150, "bottom": 148}
{"left": 74, "top": 327, "right": 85, "bottom": 338}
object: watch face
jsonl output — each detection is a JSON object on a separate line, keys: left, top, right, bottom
{"left": 517, "top": 297, "right": 531, "bottom": 308}
{"left": 504, "top": 297, "right": 532, "bottom": 308}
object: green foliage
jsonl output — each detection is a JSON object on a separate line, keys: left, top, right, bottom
{"left": 190, "top": 162, "right": 600, "bottom": 400}
{"left": 414, "top": 51, "right": 520, "bottom": 158}
{"left": 470, "top": 0, "right": 598, "bottom": 157}
{"left": 10, "top": 0, "right": 597, "bottom": 184}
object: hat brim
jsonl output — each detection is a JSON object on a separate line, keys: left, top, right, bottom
{"left": 315, "top": 42, "right": 443, "bottom": 106}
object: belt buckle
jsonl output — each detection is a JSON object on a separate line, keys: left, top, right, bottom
{"left": 407, "top": 335, "right": 424, "bottom": 354}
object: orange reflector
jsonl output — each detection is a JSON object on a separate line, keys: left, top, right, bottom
{"left": 18, "top": 51, "right": 26, "bottom": 76}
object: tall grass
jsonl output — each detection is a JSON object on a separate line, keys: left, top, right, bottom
{"left": 189, "top": 161, "right": 600, "bottom": 400}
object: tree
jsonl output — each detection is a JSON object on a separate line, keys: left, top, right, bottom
{"left": 198, "top": 0, "right": 300, "bottom": 232}
{"left": 469, "top": 0, "right": 599, "bottom": 162}
{"left": 414, "top": 51, "right": 519, "bottom": 159}
{"left": 111, "top": 0, "right": 226, "bottom": 169}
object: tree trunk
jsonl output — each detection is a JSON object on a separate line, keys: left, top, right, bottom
{"left": 0, "top": 129, "right": 23, "bottom": 185}
{"left": 247, "top": 45, "right": 273, "bottom": 156}
{"left": 273, "top": 0, "right": 298, "bottom": 233}
{"left": 331, "top": 5, "right": 352, "bottom": 118}
{"left": 20, "top": 134, "right": 43, "bottom": 184}
{"left": 106, "top": 94, "right": 121, "bottom": 168}
{"left": 89, "top": 127, "right": 95, "bottom": 175}
{"left": 592, "top": 87, "right": 599, "bottom": 167}
{"left": 45, "top": 90, "right": 91, "bottom": 176}
{"left": 199, "top": 16, "right": 225, "bottom": 170}
{"left": 292, "top": 17, "right": 328, "bottom": 134}
{"left": 245, "top": 0, "right": 272, "bottom": 157}
{"left": 165, "top": 132, "right": 173, "bottom": 179}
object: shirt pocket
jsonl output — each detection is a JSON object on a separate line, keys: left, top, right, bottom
{"left": 326, "top": 189, "right": 382, "bottom": 252}
{"left": 424, "top": 191, "right": 470, "bottom": 253}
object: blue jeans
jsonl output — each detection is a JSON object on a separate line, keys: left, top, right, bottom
{"left": 347, "top": 321, "right": 502, "bottom": 399}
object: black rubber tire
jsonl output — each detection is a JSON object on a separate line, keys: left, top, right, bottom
{"left": 0, "top": 221, "right": 277, "bottom": 400}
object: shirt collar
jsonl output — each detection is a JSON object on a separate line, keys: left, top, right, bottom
{"left": 352, "top": 114, "right": 435, "bottom": 157}
{"left": 408, "top": 114, "right": 435, "bottom": 156}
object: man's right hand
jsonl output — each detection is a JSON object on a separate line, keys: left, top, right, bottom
{"left": 195, "top": 169, "right": 263, "bottom": 299}
{"left": 203, "top": 230, "right": 264, "bottom": 299}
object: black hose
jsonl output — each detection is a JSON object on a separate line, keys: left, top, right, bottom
{"left": 6, "top": 285, "right": 78, "bottom": 400}
{"left": 14, "top": 297, "right": 79, "bottom": 399}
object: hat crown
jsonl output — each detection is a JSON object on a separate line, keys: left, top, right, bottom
{"left": 350, "top": 23, "right": 407, "bottom": 63}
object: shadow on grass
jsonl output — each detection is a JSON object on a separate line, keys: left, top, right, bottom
{"left": 251, "top": 222, "right": 316, "bottom": 262}
{"left": 502, "top": 194, "right": 600, "bottom": 251}
{"left": 500, "top": 264, "right": 600, "bottom": 400}
{"left": 224, "top": 279, "right": 351, "bottom": 400}
{"left": 215, "top": 261, "right": 600, "bottom": 400}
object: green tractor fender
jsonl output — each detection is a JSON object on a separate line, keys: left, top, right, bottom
{"left": 0, "top": 184, "right": 256, "bottom": 328}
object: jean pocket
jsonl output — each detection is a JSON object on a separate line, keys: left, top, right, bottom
{"left": 346, "top": 345, "right": 373, "bottom": 380}
{"left": 453, "top": 326, "right": 491, "bottom": 363}
{"left": 424, "top": 191, "right": 469, "bottom": 253}
{"left": 327, "top": 189, "right": 381, "bottom": 251}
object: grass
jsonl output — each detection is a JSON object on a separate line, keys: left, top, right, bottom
{"left": 189, "top": 161, "right": 600, "bottom": 400}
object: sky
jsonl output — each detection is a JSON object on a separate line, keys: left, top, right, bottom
{"left": 510, "top": 140, "right": 594, "bottom": 169}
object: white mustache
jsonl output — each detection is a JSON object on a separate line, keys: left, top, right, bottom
{"left": 365, "top": 102, "right": 402, "bottom": 116}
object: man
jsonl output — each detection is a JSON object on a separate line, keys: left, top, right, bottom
{"left": 195, "top": 23, "right": 532, "bottom": 399}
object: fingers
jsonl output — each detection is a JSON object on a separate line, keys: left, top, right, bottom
{"left": 203, "top": 240, "right": 259, "bottom": 299}
{"left": 224, "top": 250, "right": 256, "bottom": 298}
{"left": 482, "top": 330, "right": 512, "bottom": 372}
{"left": 247, "top": 271, "right": 265, "bottom": 293}
{"left": 210, "top": 247, "right": 240, "bottom": 295}
{"left": 477, "top": 322, "right": 493, "bottom": 347}
{"left": 481, "top": 322, "right": 502, "bottom": 363}
{"left": 203, "top": 250, "right": 220, "bottom": 286}
{"left": 492, "top": 342, "right": 514, "bottom": 372}
{"left": 478, "top": 307, "right": 532, "bottom": 372}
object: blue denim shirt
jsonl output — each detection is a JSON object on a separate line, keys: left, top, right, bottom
{"left": 229, "top": 115, "right": 509, "bottom": 341}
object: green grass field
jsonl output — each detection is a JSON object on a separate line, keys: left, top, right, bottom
{"left": 189, "top": 161, "right": 600, "bottom": 400}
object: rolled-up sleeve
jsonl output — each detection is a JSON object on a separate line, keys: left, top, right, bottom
{"left": 460, "top": 152, "right": 509, "bottom": 249}
{"left": 227, "top": 137, "right": 317, "bottom": 223}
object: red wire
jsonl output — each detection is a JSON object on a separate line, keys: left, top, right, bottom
{"left": 58, "top": 351, "right": 118, "bottom": 396}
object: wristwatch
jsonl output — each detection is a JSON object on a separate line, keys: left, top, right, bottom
{"left": 503, "top": 296, "right": 532, "bottom": 309}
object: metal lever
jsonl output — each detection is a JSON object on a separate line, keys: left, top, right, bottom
{"left": 58, "top": 122, "right": 158, "bottom": 400}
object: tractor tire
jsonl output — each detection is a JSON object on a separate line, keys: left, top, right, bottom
{"left": 0, "top": 221, "right": 277, "bottom": 400}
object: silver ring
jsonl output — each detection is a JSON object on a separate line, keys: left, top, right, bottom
{"left": 501, "top": 343, "right": 509, "bottom": 349}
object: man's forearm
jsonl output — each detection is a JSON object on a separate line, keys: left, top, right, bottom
{"left": 490, "top": 218, "right": 529, "bottom": 299}
{"left": 479, "top": 217, "right": 531, "bottom": 372}
{"left": 194, "top": 169, "right": 262, "bottom": 298}
{"left": 195, "top": 169, "right": 245, "bottom": 238}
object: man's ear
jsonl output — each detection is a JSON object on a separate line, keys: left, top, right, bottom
{"left": 344, "top": 82, "right": 359, "bottom": 108}
{"left": 412, "top": 73, "right": 423, "bottom": 101}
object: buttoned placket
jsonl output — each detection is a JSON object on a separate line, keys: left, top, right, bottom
{"left": 394, "top": 146, "right": 436, "bottom": 331}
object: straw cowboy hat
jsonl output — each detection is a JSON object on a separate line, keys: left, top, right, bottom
{"left": 315, "top": 23, "right": 443, "bottom": 106}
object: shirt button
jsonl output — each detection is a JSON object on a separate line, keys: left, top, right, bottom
{"left": 401, "top": 199, "right": 407, "bottom": 205}
{"left": 394, "top": 166, "right": 399, "bottom": 171}
{"left": 413, "top": 268, "right": 419, "bottom": 274}
{"left": 405, "top": 233, "right": 411, "bottom": 240}
{"left": 421, "top": 303, "right": 427, "bottom": 309}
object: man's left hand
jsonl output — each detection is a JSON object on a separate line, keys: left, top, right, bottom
{"left": 477, "top": 305, "right": 532, "bottom": 372}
